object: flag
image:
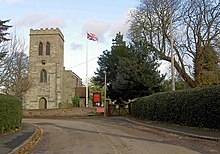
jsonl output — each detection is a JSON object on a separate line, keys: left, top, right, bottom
{"left": 87, "top": 32, "right": 98, "bottom": 41}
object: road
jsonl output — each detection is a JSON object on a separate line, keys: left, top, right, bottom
{"left": 24, "top": 118, "right": 219, "bottom": 154}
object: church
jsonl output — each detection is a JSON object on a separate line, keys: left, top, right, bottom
{"left": 23, "top": 28, "right": 82, "bottom": 109}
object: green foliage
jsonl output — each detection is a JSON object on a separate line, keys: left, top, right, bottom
{"left": 162, "top": 78, "right": 191, "bottom": 92}
{"left": 0, "top": 19, "right": 11, "bottom": 60}
{"left": 89, "top": 82, "right": 105, "bottom": 104}
{"left": 72, "top": 96, "right": 80, "bottom": 107}
{"left": 94, "top": 32, "right": 131, "bottom": 100}
{"left": 94, "top": 32, "right": 165, "bottom": 101}
{"left": 0, "top": 19, "right": 11, "bottom": 43}
{"left": 132, "top": 85, "right": 220, "bottom": 129}
{"left": 200, "top": 46, "right": 220, "bottom": 86}
{"left": 0, "top": 94, "right": 22, "bottom": 134}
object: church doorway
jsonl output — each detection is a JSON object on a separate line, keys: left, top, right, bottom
{"left": 39, "top": 97, "right": 47, "bottom": 109}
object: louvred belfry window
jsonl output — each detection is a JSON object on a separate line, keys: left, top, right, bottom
{"left": 39, "top": 42, "right": 43, "bottom": 55}
{"left": 46, "top": 42, "right": 50, "bottom": 55}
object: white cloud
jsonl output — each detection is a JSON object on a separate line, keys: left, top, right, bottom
{"left": 14, "top": 13, "right": 66, "bottom": 29}
{"left": 110, "top": 20, "right": 130, "bottom": 38}
{"left": 70, "top": 42, "right": 83, "bottom": 51}
{"left": 82, "top": 19, "right": 130, "bottom": 43}
{"left": 39, "top": 18, "right": 65, "bottom": 29}
{"left": 109, "top": 8, "right": 134, "bottom": 38}
{"left": 14, "top": 14, "right": 46, "bottom": 27}
{"left": 82, "top": 19, "right": 111, "bottom": 43}
{"left": 82, "top": 8, "right": 134, "bottom": 43}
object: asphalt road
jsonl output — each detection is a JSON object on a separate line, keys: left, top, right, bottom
{"left": 24, "top": 118, "right": 219, "bottom": 154}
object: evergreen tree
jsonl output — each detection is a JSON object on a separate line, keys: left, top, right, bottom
{"left": 200, "top": 45, "right": 220, "bottom": 85}
{"left": 93, "top": 32, "right": 130, "bottom": 100}
{"left": 93, "top": 33, "right": 165, "bottom": 101}
{"left": 0, "top": 19, "right": 11, "bottom": 60}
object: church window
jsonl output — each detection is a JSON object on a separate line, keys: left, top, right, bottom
{"left": 40, "top": 69, "right": 47, "bottom": 82}
{"left": 46, "top": 42, "right": 50, "bottom": 55}
{"left": 39, "top": 42, "right": 43, "bottom": 55}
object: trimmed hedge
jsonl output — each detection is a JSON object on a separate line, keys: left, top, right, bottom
{"left": 132, "top": 85, "right": 220, "bottom": 129}
{"left": 0, "top": 94, "right": 22, "bottom": 134}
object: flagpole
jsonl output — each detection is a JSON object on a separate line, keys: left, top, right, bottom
{"left": 86, "top": 36, "right": 89, "bottom": 107}
{"left": 85, "top": 32, "right": 98, "bottom": 107}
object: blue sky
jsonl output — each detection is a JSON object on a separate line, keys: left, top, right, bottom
{"left": 0, "top": 0, "right": 139, "bottom": 83}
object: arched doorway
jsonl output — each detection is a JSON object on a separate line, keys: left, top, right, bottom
{"left": 39, "top": 97, "right": 47, "bottom": 109}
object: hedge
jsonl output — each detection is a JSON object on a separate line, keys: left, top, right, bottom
{"left": 0, "top": 94, "right": 22, "bottom": 134}
{"left": 132, "top": 85, "right": 220, "bottom": 129}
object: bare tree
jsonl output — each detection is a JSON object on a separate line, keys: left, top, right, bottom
{"left": 0, "top": 33, "right": 30, "bottom": 96}
{"left": 129, "top": 0, "right": 220, "bottom": 87}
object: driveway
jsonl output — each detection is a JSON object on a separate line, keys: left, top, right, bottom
{"left": 24, "top": 118, "right": 218, "bottom": 154}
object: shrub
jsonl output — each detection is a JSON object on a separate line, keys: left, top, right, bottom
{"left": 132, "top": 85, "right": 220, "bottom": 129}
{"left": 0, "top": 94, "right": 22, "bottom": 134}
{"left": 72, "top": 96, "right": 80, "bottom": 107}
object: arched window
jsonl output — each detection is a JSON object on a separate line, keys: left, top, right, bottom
{"left": 46, "top": 42, "right": 50, "bottom": 55}
{"left": 39, "top": 42, "right": 43, "bottom": 55}
{"left": 40, "top": 69, "right": 47, "bottom": 82}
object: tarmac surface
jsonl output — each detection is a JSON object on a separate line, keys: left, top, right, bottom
{"left": 0, "top": 123, "right": 35, "bottom": 154}
{"left": 0, "top": 117, "right": 219, "bottom": 154}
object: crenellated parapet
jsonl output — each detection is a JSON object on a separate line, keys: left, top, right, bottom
{"left": 24, "top": 27, "right": 82, "bottom": 109}
{"left": 30, "top": 28, "right": 64, "bottom": 41}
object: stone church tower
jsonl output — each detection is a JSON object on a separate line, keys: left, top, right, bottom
{"left": 24, "top": 28, "right": 82, "bottom": 109}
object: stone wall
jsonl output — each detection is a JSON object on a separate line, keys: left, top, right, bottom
{"left": 23, "top": 107, "right": 96, "bottom": 118}
{"left": 24, "top": 28, "right": 82, "bottom": 109}
{"left": 25, "top": 28, "right": 65, "bottom": 109}
{"left": 62, "top": 70, "right": 82, "bottom": 105}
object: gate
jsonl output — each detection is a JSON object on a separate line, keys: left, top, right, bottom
{"left": 107, "top": 103, "right": 132, "bottom": 116}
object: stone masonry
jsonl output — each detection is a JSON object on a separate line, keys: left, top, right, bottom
{"left": 24, "top": 28, "right": 82, "bottom": 109}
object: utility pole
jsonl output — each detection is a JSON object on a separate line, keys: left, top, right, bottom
{"left": 170, "top": 10, "right": 175, "bottom": 91}
{"left": 104, "top": 71, "right": 107, "bottom": 117}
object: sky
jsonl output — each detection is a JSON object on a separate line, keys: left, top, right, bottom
{"left": 0, "top": 0, "right": 140, "bottom": 83}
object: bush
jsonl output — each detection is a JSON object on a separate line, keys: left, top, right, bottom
{"left": 132, "top": 85, "right": 220, "bottom": 129}
{"left": 0, "top": 94, "right": 22, "bottom": 134}
{"left": 72, "top": 96, "right": 80, "bottom": 107}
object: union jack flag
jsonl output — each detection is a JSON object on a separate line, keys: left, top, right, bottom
{"left": 87, "top": 32, "right": 98, "bottom": 41}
